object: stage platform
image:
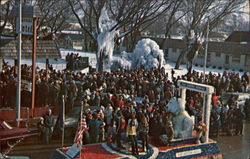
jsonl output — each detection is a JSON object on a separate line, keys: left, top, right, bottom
{"left": 52, "top": 137, "right": 223, "bottom": 159}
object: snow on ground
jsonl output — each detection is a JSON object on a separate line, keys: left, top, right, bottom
{"left": 5, "top": 48, "right": 244, "bottom": 77}
{"left": 5, "top": 58, "right": 66, "bottom": 70}
{"left": 163, "top": 62, "right": 244, "bottom": 78}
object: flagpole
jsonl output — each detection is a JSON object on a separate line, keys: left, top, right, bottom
{"left": 79, "top": 105, "right": 83, "bottom": 159}
{"left": 16, "top": 0, "right": 22, "bottom": 127}
{"left": 62, "top": 95, "right": 65, "bottom": 147}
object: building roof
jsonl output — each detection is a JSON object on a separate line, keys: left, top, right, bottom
{"left": 208, "top": 32, "right": 227, "bottom": 39}
{"left": 207, "top": 41, "right": 250, "bottom": 55}
{"left": 225, "top": 31, "right": 250, "bottom": 42}
{"left": 146, "top": 37, "right": 186, "bottom": 49}
{"left": 0, "top": 39, "right": 61, "bottom": 59}
{"left": 58, "top": 33, "right": 84, "bottom": 42}
{"left": 144, "top": 37, "right": 250, "bottom": 55}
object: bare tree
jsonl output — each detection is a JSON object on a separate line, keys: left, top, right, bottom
{"left": 218, "top": 9, "right": 250, "bottom": 32}
{"left": 34, "top": 0, "right": 72, "bottom": 38}
{"left": 0, "top": 0, "right": 14, "bottom": 35}
{"left": 0, "top": 0, "right": 72, "bottom": 38}
{"left": 68, "top": 0, "right": 175, "bottom": 72}
{"left": 175, "top": 0, "right": 245, "bottom": 72}
{"left": 159, "top": 0, "right": 187, "bottom": 48}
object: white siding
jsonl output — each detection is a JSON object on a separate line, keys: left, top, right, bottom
{"left": 210, "top": 52, "right": 224, "bottom": 67}
{"left": 168, "top": 48, "right": 181, "bottom": 62}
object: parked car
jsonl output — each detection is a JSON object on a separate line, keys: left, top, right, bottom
{"left": 0, "top": 119, "right": 38, "bottom": 153}
{"left": 220, "top": 92, "right": 250, "bottom": 107}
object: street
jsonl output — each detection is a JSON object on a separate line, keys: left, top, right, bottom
{"left": 7, "top": 121, "right": 250, "bottom": 159}
{"left": 216, "top": 121, "right": 250, "bottom": 159}
{"left": 9, "top": 138, "right": 72, "bottom": 159}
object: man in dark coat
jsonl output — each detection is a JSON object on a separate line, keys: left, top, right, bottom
{"left": 53, "top": 80, "right": 61, "bottom": 106}
{"left": 171, "top": 69, "right": 175, "bottom": 80}
{"left": 235, "top": 107, "right": 245, "bottom": 135}
{"left": 41, "top": 80, "right": 50, "bottom": 106}
{"left": 88, "top": 113, "right": 104, "bottom": 143}
{"left": 67, "top": 81, "right": 78, "bottom": 112}
{"left": 43, "top": 109, "right": 54, "bottom": 144}
{"left": 115, "top": 111, "right": 126, "bottom": 149}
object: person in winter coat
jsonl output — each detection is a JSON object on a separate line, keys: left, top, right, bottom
{"left": 107, "top": 121, "right": 116, "bottom": 143}
{"left": 126, "top": 113, "right": 138, "bottom": 155}
{"left": 41, "top": 80, "right": 50, "bottom": 106}
{"left": 37, "top": 117, "right": 45, "bottom": 143}
{"left": 139, "top": 116, "right": 149, "bottom": 152}
{"left": 43, "top": 109, "right": 54, "bottom": 144}
{"left": 88, "top": 113, "right": 104, "bottom": 143}
{"left": 115, "top": 111, "right": 126, "bottom": 149}
{"left": 235, "top": 107, "right": 245, "bottom": 135}
{"left": 67, "top": 81, "right": 78, "bottom": 112}
{"left": 212, "top": 93, "right": 218, "bottom": 108}
{"left": 104, "top": 104, "right": 113, "bottom": 129}
{"left": 164, "top": 87, "right": 173, "bottom": 104}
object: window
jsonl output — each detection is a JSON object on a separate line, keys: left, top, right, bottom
{"left": 232, "top": 55, "right": 241, "bottom": 63}
{"left": 198, "top": 53, "right": 204, "bottom": 58}
{"left": 172, "top": 48, "right": 177, "bottom": 52}
{"left": 165, "top": 49, "right": 168, "bottom": 59}
{"left": 225, "top": 55, "right": 229, "bottom": 64}
{"left": 207, "top": 53, "right": 211, "bottom": 62}
{"left": 215, "top": 52, "right": 220, "bottom": 57}
{"left": 246, "top": 56, "right": 250, "bottom": 66}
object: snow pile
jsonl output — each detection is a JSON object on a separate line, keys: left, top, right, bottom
{"left": 112, "top": 39, "right": 164, "bottom": 70}
{"left": 97, "top": 6, "right": 119, "bottom": 72}
{"left": 111, "top": 51, "right": 132, "bottom": 70}
{"left": 132, "top": 38, "right": 164, "bottom": 70}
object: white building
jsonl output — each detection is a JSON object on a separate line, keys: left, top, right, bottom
{"left": 142, "top": 31, "right": 250, "bottom": 72}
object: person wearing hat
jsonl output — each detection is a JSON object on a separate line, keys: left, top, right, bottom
{"left": 43, "top": 109, "right": 54, "bottom": 144}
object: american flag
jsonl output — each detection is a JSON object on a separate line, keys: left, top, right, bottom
{"left": 74, "top": 107, "right": 88, "bottom": 147}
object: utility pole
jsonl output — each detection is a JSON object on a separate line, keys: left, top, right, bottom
{"left": 31, "top": 17, "right": 37, "bottom": 117}
{"left": 203, "top": 19, "right": 209, "bottom": 82}
{"left": 16, "top": 0, "right": 22, "bottom": 127}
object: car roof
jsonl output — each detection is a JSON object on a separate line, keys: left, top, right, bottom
{"left": 223, "top": 92, "right": 250, "bottom": 96}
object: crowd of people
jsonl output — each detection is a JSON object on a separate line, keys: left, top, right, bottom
{"left": 66, "top": 53, "right": 89, "bottom": 70}
{"left": 0, "top": 61, "right": 249, "bottom": 150}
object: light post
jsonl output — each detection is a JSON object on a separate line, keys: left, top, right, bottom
{"left": 16, "top": 0, "right": 22, "bottom": 127}
{"left": 203, "top": 19, "right": 209, "bottom": 82}
{"left": 11, "top": 5, "right": 41, "bottom": 123}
